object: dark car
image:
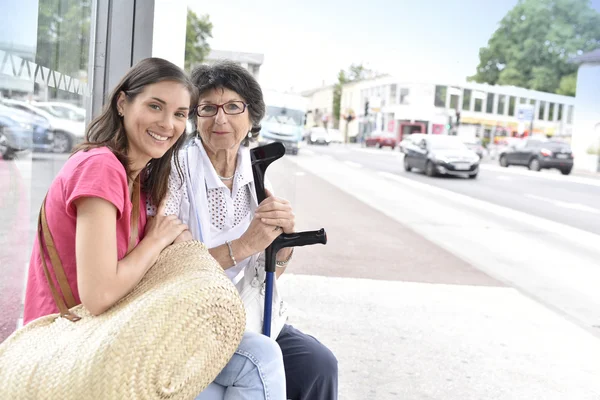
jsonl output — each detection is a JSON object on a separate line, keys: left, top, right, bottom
{"left": 364, "top": 130, "right": 398, "bottom": 149}
{"left": 0, "top": 114, "right": 32, "bottom": 159}
{"left": 0, "top": 104, "right": 53, "bottom": 153}
{"left": 499, "top": 138, "right": 573, "bottom": 175}
{"left": 404, "top": 135, "right": 480, "bottom": 179}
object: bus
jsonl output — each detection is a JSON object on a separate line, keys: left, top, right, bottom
{"left": 258, "top": 90, "right": 307, "bottom": 155}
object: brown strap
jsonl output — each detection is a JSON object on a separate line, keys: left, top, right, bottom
{"left": 38, "top": 202, "right": 80, "bottom": 322}
{"left": 128, "top": 175, "right": 141, "bottom": 255}
{"left": 41, "top": 201, "right": 77, "bottom": 309}
{"left": 38, "top": 175, "right": 141, "bottom": 321}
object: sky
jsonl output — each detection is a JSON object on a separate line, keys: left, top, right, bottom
{"left": 190, "top": 0, "right": 600, "bottom": 92}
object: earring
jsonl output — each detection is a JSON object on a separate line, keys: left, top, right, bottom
{"left": 118, "top": 111, "right": 123, "bottom": 117}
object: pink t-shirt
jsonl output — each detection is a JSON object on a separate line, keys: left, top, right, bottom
{"left": 23, "top": 147, "right": 146, "bottom": 324}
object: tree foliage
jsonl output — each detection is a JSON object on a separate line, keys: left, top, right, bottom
{"left": 185, "top": 9, "right": 213, "bottom": 71}
{"left": 469, "top": 0, "right": 600, "bottom": 96}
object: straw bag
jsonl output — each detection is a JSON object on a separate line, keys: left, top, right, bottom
{"left": 0, "top": 178, "right": 246, "bottom": 400}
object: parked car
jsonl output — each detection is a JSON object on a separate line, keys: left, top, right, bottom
{"left": 399, "top": 133, "right": 427, "bottom": 153}
{"left": 364, "top": 130, "right": 397, "bottom": 149}
{"left": 308, "top": 127, "right": 331, "bottom": 145}
{"left": 404, "top": 135, "right": 480, "bottom": 179}
{"left": 0, "top": 104, "right": 53, "bottom": 153}
{"left": 489, "top": 137, "right": 522, "bottom": 160}
{"left": 1, "top": 99, "right": 85, "bottom": 153}
{"left": 33, "top": 101, "right": 86, "bottom": 122}
{"left": 462, "top": 138, "right": 485, "bottom": 159}
{"left": 0, "top": 114, "right": 33, "bottom": 159}
{"left": 499, "top": 138, "right": 574, "bottom": 175}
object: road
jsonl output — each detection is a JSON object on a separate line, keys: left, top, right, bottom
{"left": 304, "top": 144, "right": 600, "bottom": 235}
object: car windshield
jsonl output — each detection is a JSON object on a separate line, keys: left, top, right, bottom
{"left": 545, "top": 141, "right": 571, "bottom": 151}
{"left": 429, "top": 137, "right": 468, "bottom": 150}
{"left": 265, "top": 106, "right": 304, "bottom": 126}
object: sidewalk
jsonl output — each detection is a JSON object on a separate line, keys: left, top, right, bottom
{"left": 268, "top": 155, "right": 600, "bottom": 400}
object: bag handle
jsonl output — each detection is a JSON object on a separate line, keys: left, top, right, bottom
{"left": 38, "top": 175, "right": 141, "bottom": 322}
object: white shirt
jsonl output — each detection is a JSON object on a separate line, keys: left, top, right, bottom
{"left": 149, "top": 138, "right": 255, "bottom": 284}
{"left": 147, "top": 137, "right": 288, "bottom": 338}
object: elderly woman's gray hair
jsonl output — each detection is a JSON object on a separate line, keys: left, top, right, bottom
{"left": 191, "top": 61, "right": 266, "bottom": 140}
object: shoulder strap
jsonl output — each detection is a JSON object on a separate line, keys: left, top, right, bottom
{"left": 127, "top": 175, "right": 141, "bottom": 254}
{"left": 38, "top": 175, "right": 141, "bottom": 321}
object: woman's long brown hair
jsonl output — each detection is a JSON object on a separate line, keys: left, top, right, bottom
{"left": 77, "top": 57, "right": 198, "bottom": 206}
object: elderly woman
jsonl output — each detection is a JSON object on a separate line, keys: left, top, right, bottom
{"left": 167, "top": 61, "right": 338, "bottom": 400}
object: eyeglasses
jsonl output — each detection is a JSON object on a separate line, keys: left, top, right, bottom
{"left": 196, "top": 101, "right": 249, "bottom": 117}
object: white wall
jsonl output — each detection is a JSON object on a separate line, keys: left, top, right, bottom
{"left": 573, "top": 63, "right": 600, "bottom": 171}
{"left": 305, "top": 86, "right": 334, "bottom": 128}
{"left": 152, "top": 0, "right": 187, "bottom": 69}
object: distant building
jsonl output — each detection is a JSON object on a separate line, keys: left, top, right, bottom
{"left": 302, "top": 85, "right": 335, "bottom": 129}
{"left": 202, "top": 49, "right": 264, "bottom": 80}
{"left": 338, "top": 76, "right": 575, "bottom": 143}
{"left": 571, "top": 49, "right": 600, "bottom": 172}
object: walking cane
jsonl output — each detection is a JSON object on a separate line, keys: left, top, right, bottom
{"left": 250, "top": 142, "right": 327, "bottom": 337}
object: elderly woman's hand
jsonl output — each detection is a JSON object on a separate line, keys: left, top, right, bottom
{"left": 254, "top": 189, "right": 296, "bottom": 234}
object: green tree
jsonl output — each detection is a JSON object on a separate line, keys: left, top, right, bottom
{"left": 185, "top": 9, "right": 213, "bottom": 71}
{"left": 36, "top": 0, "right": 92, "bottom": 101}
{"left": 332, "top": 63, "right": 372, "bottom": 128}
{"left": 468, "top": 0, "right": 600, "bottom": 96}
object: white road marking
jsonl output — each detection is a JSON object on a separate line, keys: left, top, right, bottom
{"left": 344, "top": 161, "right": 363, "bottom": 168}
{"left": 524, "top": 194, "right": 600, "bottom": 215}
{"left": 480, "top": 164, "right": 600, "bottom": 188}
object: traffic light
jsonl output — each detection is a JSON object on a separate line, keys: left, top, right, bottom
{"left": 364, "top": 101, "right": 369, "bottom": 116}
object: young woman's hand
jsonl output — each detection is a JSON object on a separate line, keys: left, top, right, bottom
{"left": 144, "top": 200, "right": 188, "bottom": 249}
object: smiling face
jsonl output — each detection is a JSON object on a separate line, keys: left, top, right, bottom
{"left": 117, "top": 80, "right": 191, "bottom": 169}
{"left": 196, "top": 87, "right": 252, "bottom": 153}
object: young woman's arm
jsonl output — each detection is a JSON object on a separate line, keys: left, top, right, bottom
{"left": 75, "top": 197, "right": 187, "bottom": 315}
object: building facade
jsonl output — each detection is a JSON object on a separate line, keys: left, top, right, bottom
{"left": 572, "top": 49, "right": 600, "bottom": 172}
{"left": 203, "top": 50, "right": 264, "bottom": 80}
{"left": 338, "top": 76, "right": 576, "bottom": 142}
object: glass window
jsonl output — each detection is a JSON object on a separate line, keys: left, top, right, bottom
{"left": 567, "top": 105, "right": 574, "bottom": 124}
{"left": 548, "top": 103, "right": 555, "bottom": 121}
{"left": 520, "top": 97, "right": 527, "bottom": 104}
{"left": 400, "top": 88, "right": 409, "bottom": 104}
{"left": 486, "top": 93, "right": 495, "bottom": 113}
{"left": 389, "top": 84, "right": 397, "bottom": 104}
{"left": 434, "top": 85, "right": 447, "bottom": 107}
{"left": 557, "top": 104, "right": 563, "bottom": 121}
{"left": 474, "top": 98, "right": 483, "bottom": 112}
{"left": 508, "top": 96, "right": 516, "bottom": 116}
{"left": 538, "top": 101, "right": 546, "bottom": 120}
{"left": 0, "top": 0, "right": 94, "bottom": 342}
{"left": 462, "top": 89, "right": 472, "bottom": 111}
{"left": 497, "top": 95, "right": 506, "bottom": 115}
{"left": 449, "top": 94, "right": 459, "bottom": 110}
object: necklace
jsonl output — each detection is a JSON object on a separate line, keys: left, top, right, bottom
{"left": 217, "top": 173, "right": 235, "bottom": 181}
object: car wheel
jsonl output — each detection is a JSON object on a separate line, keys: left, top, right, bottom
{"left": 425, "top": 161, "right": 436, "bottom": 177}
{"left": 377, "top": 143, "right": 382, "bottom": 149}
{"left": 528, "top": 158, "right": 541, "bottom": 172}
{"left": 53, "top": 131, "right": 72, "bottom": 153}
{"left": 0, "top": 133, "right": 10, "bottom": 159}
{"left": 499, "top": 155, "right": 509, "bottom": 167}
{"left": 403, "top": 156, "right": 412, "bottom": 172}
{"left": 468, "top": 173, "right": 478, "bottom": 179}
{"left": 560, "top": 168, "right": 572, "bottom": 175}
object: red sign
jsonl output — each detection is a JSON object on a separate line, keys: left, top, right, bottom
{"left": 432, "top": 124, "right": 444, "bottom": 134}
{"left": 387, "top": 120, "right": 395, "bottom": 132}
